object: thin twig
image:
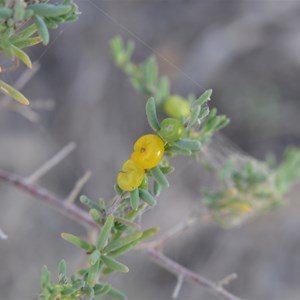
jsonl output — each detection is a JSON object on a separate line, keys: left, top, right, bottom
{"left": 0, "top": 228, "right": 8, "bottom": 240}
{"left": 0, "top": 170, "right": 97, "bottom": 229}
{"left": 106, "top": 194, "right": 125, "bottom": 216}
{"left": 172, "top": 275, "right": 184, "bottom": 299}
{"left": 66, "top": 170, "right": 92, "bottom": 204}
{"left": 25, "top": 142, "right": 76, "bottom": 183}
{"left": 154, "top": 216, "right": 199, "bottom": 248}
{"left": 145, "top": 248, "right": 241, "bottom": 300}
{"left": 0, "top": 169, "right": 242, "bottom": 300}
{"left": 218, "top": 273, "right": 238, "bottom": 288}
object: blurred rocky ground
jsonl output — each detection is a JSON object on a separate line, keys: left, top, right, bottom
{"left": 1, "top": 0, "right": 300, "bottom": 299}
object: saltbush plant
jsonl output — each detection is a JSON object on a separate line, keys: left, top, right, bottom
{"left": 1, "top": 3, "right": 300, "bottom": 300}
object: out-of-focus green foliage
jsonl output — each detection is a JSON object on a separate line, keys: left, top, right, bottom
{"left": 0, "top": 0, "right": 79, "bottom": 104}
{"left": 204, "top": 147, "right": 300, "bottom": 228}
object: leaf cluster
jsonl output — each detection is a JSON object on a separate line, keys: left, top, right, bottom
{"left": 0, "top": 0, "right": 79, "bottom": 104}
{"left": 203, "top": 147, "right": 300, "bottom": 228}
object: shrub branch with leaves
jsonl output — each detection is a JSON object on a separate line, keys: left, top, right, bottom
{"left": 0, "top": 0, "right": 79, "bottom": 104}
{"left": 1, "top": 4, "right": 300, "bottom": 300}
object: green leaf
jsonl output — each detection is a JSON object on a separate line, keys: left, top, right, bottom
{"left": 129, "top": 188, "right": 139, "bottom": 210}
{"left": 28, "top": 4, "right": 72, "bottom": 17}
{"left": 89, "top": 250, "right": 101, "bottom": 265}
{"left": 167, "top": 145, "right": 192, "bottom": 156}
{"left": 114, "top": 184, "right": 123, "bottom": 196}
{"left": 58, "top": 259, "right": 66, "bottom": 283}
{"left": 41, "top": 265, "right": 51, "bottom": 289}
{"left": 276, "top": 147, "right": 300, "bottom": 193}
{"left": 0, "top": 80, "right": 29, "bottom": 105}
{"left": 34, "top": 15, "right": 49, "bottom": 45}
{"left": 160, "top": 165, "right": 175, "bottom": 174}
{"left": 114, "top": 217, "right": 140, "bottom": 229}
{"left": 60, "top": 287, "right": 75, "bottom": 296}
{"left": 0, "top": 7, "right": 13, "bottom": 18}
{"left": 90, "top": 208, "right": 101, "bottom": 223}
{"left": 146, "top": 97, "right": 161, "bottom": 132}
{"left": 107, "top": 287, "right": 128, "bottom": 300}
{"left": 150, "top": 165, "right": 169, "bottom": 188}
{"left": 138, "top": 188, "right": 157, "bottom": 206}
{"left": 107, "top": 240, "right": 139, "bottom": 257}
{"left": 144, "top": 56, "right": 158, "bottom": 85}
{"left": 72, "top": 280, "right": 84, "bottom": 290}
{"left": 87, "top": 260, "right": 100, "bottom": 287}
{"left": 10, "top": 24, "right": 37, "bottom": 42}
{"left": 138, "top": 227, "right": 160, "bottom": 242}
{"left": 174, "top": 139, "right": 201, "bottom": 151}
{"left": 101, "top": 255, "right": 129, "bottom": 273}
{"left": 193, "top": 89, "right": 212, "bottom": 106}
{"left": 13, "top": 37, "right": 42, "bottom": 49}
{"left": 61, "top": 233, "right": 95, "bottom": 252}
{"left": 199, "top": 106, "right": 210, "bottom": 119}
{"left": 110, "top": 36, "right": 123, "bottom": 60}
{"left": 14, "top": 0, "right": 25, "bottom": 21}
{"left": 96, "top": 214, "right": 114, "bottom": 250}
{"left": 187, "top": 105, "right": 201, "bottom": 128}
{"left": 103, "top": 232, "right": 142, "bottom": 253}
{"left": 156, "top": 76, "right": 170, "bottom": 105}
{"left": 153, "top": 180, "right": 161, "bottom": 197}
{"left": 102, "top": 267, "right": 115, "bottom": 275}
{"left": 10, "top": 44, "right": 32, "bottom": 68}
{"left": 80, "top": 195, "right": 101, "bottom": 211}
{"left": 213, "top": 116, "right": 230, "bottom": 131}
{"left": 94, "top": 283, "right": 111, "bottom": 295}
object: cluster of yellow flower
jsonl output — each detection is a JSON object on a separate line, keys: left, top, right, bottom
{"left": 117, "top": 134, "right": 164, "bottom": 191}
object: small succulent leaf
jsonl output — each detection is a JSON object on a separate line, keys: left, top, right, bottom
{"left": 103, "top": 232, "right": 142, "bottom": 253}
{"left": 0, "top": 80, "right": 29, "bottom": 105}
{"left": 153, "top": 180, "right": 162, "bottom": 197}
{"left": 0, "top": 7, "right": 13, "bottom": 18}
{"left": 34, "top": 15, "right": 49, "bottom": 45}
{"left": 139, "top": 188, "right": 157, "bottom": 206}
{"left": 80, "top": 195, "right": 101, "bottom": 211}
{"left": 144, "top": 56, "right": 158, "bottom": 85}
{"left": 87, "top": 260, "right": 100, "bottom": 287}
{"left": 193, "top": 89, "right": 212, "bottom": 106}
{"left": 41, "top": 265, "right": 51, "bottom": 289}
{"left": 61, "top": 233, "right": 95, "bottom": 252}
{"left": 89, "top": 250, "right": 101, "bottom": 266}
{"left": 58, "top": 259, "right": 66, "bottom": 283}
{"left": 107, "top": 287, "right": 128, "bottom": 300}
{"left": 10, "top": 24, "right": 37, "bottom": 42}
{"left": 187, "top": 105, "right": 201, "bottom": 128}
{"left": 89, "top": 208, "right": 101, "bottom": 223}
{"left": 13, "top": 37, "right": 42, "bottom": 49}
{"left": 150, "top": 165, "right": 169, "bottom": 188}
{"left": 174, "top": 139, "right": 201, "bottom": 151}
{"left": 107, "top": 240, "right": 140, "bottom": 257}
{"left": 101, "top": 255, "right": 129, "bottom": 273}
{"left": 138, "top": 227, "right": 160, "bottom": 242}
{"left": 146, "top": 97, "right": 161, "bottom": 131}
{"left": 96, "top": 214, "right": 114, "bottom": 250}
{"left": 10, "top": 44, "right": 32, "bottom": 68}
{"left": 129, "top": 188, "right": 139, "bottom": 210}
{"left": 28, "top": 4, "right": 72, "bottom": 17}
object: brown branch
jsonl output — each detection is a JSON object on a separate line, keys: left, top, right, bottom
{"left": 0, "top": 169, "right": 242, "bottom": 300}
{"left": 26, "top": 142, "right": 76, "bottom": 184}
{"left": 145, "top": 248, "right": 241, "bottom": 300}
{"left": 0, "top": 170, "right": 97, "bottom": 230}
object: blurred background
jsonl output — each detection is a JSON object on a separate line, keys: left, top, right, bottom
{"left": 1, "top": 0, "right": 300, "bottom": 299}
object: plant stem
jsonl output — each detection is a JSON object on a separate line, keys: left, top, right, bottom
{"left": 144, "top": 248, "right": 241, "bottom": 300}
{"left": 0, "top": 168, "right": 242, "bottom": 300}
{"left": 0, "top": 169, "right": 97, "bottom": 230}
